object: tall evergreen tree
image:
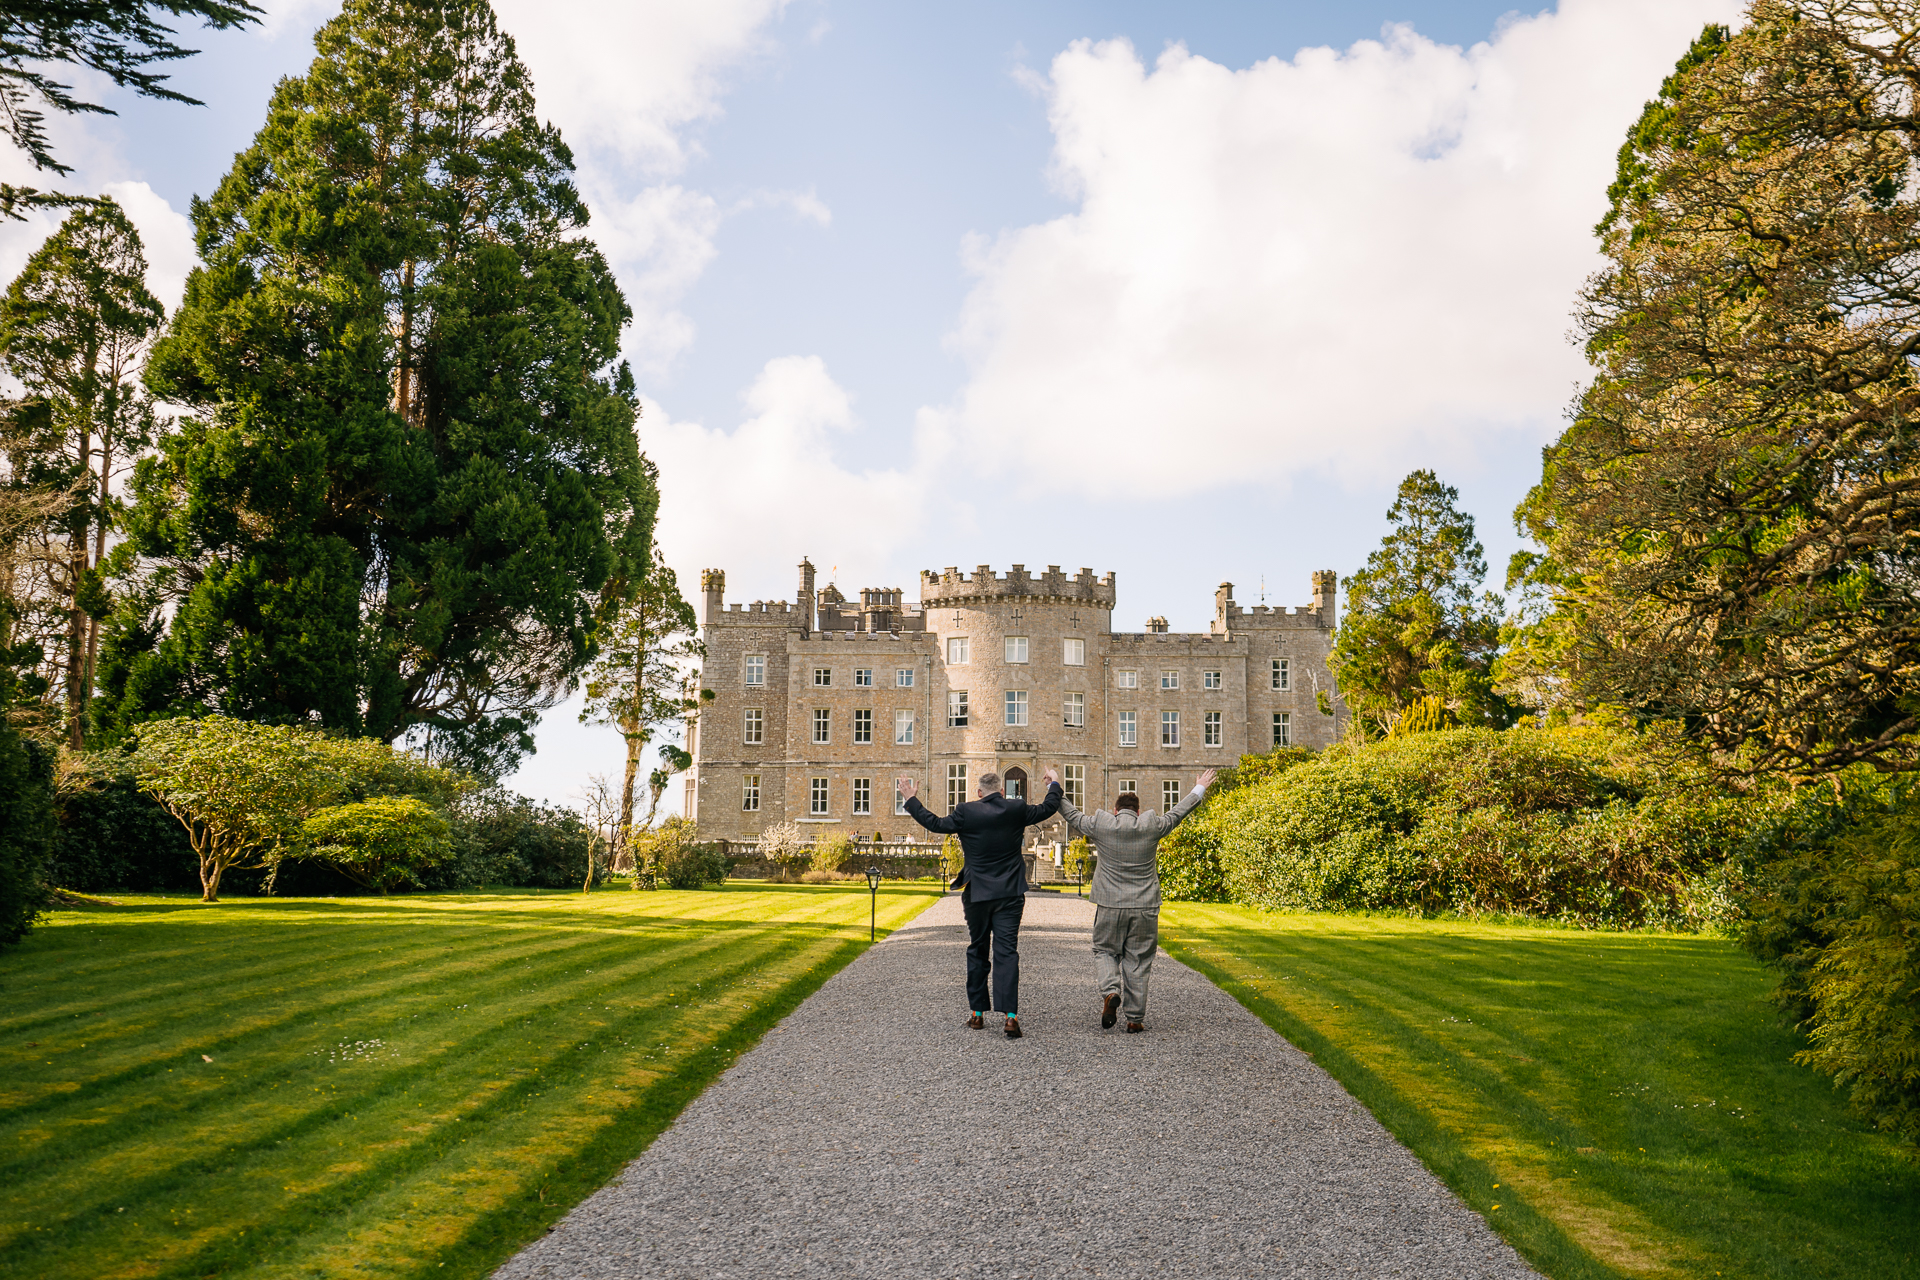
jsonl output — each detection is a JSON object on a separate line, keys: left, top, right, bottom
{"left": 0, "top": 197, "right": 165, "bottom": 748}
{"left": 1330, "top": 469, "right": 1509, "bottom": 734}
{"left": 107, "top": 0, "right": 656, "bottom": 775}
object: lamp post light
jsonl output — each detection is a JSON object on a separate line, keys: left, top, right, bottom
{"left": 866, "top": 865, "right": 882, "bottom": 942}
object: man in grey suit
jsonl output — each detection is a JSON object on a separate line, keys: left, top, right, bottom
{"left": 1058, "top": 770, "right": 1217, "bottom": 1033}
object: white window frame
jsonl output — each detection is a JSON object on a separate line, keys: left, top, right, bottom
{"left": 946, "top": 763, "right": 968, "bottom": 812}
{"left": 1116, "top": 669, "right": 1138, "bottom": 689}
{"left": 1162, "top": 780, "right": 1180, "bottom": 813}
{"left": 1063, "top": 638, "right": 1085, "bottom": 666}
{"left": 1064, "top": 691, "right": 1085, "bottom": 728}
{"left": 745, "top": 654, "right": 765, "bottom": 687}
{"left": 1005, "top": 689, "right": 1028, "bottom": 727}
{"left": 1204, "top": 670, "right": 1222, "bottom": 690}
{"left": 852, "top": 708, "right": 872, "bottom": 744}
{"left": 1275, "top": 711, "right": 1292, "bottom": 748}
{"left": 1273, "top": 658, "right": 1290, "bottom": 691}
{"left": 1063, "top": 763, "right": 1085, "bottom": 808}
{"left": 946, "top": 636, "right": 970, "bottom": 665}
{"left": 854, "top": 667, "right": 873, "bottom": 687}
{"left": 1118, "top": 778, "right": 1138, "bottom": 795}
{"left": 852, "top": 777, "right": 871, "bottom": 815}
{"left": 1118, "top": 710, "right": 1137, "bottom": 747}
{"left": 812, "top": 708, "right": 831, "bottom": 745}
{"left": 894, "top": 709, "right": 915, "bottom": 745}
{"left": 810, "top": 776, "right": 829, "bottom": 816}
{"left": 1161, "top": 669, "right": 1180, "bottom": 690}
{"left": 896, "top": 667, "right": 914, "bottom": 687}
{"left": 742, "top": 774, "right": 760, "bottom": 811}
{"left": 1005, "top": 635, "right": 1030, "bottom": 664}
{"left": 948, "top": 689, "right": 969, "bottom": 727}
{"left": 1161, "top": 710, "right": 1180, "bottom": 748}
{"left": 1204, "top": 710, "right": 1222, "bottom": 747}
{"left": 743, "top": 708, "right": 763, "bottom": 745}
{"left": 813, "top": 667, "right": 832, "bottom": 687}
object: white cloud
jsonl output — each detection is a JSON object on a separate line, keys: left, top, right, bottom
{"left": 947, "top": 0, "right": 1745, "bottom": 497}
{"left": 642, "top": 355, "right": 933, "bottom": 605}
{"left": 102, "top": 181, "right": 196, "bottom": 312}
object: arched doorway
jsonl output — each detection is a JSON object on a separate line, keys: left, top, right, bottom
{"left": 1002, "top": 766, "right": 1028, "bottom": 800}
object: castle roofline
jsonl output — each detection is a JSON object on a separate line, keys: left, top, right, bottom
{"left": 920, "top": 563, "right": 1116, "bottom": 608}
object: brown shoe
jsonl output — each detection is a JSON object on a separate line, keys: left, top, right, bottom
{"left": 1101, "top": 994, "right": 1120, "bottom": 1029}
{"left": 966, "top": 1014, "right": 984, "bottom": 1030}
{"left": 1005, "top": 1016, "right": 1023, "bottom": 1039}
{"left": 1126, "top": 1021, "right": 1144, "bottom": 1033}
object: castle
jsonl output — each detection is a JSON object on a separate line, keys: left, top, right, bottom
{"left": 684, "top": 560, "right": 1342, "bottom": 843}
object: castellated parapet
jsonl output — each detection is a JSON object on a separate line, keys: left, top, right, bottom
{"left": 921, "top": 564, "right": 1117, "bottom": 608}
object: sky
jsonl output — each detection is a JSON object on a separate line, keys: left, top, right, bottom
{"left": 0, "top": 0, "right": 1747, "bottom": 809}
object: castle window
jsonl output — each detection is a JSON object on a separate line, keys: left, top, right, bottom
{"left": 1161, "top": 670, "right": 1179, "bottom": 690}
{"left": 1162, "top": 780, "right": 1181, "bottom": 813}
{"left": 1064, "top": 638, "right": 1085, "bottom": 666}
{"left": 896, "top": 667, "right": 914, "bottom": 687}
{"left": 743, "top": 708, "right": 763, "bottom": 745}
{"left": 1272, "top": 658, "right": 1290, "bottom": 691}
{"left": 895, "top": 710, "right": 915, "bottom": 745}
{"left": 1006, "top": 636, "right": 1029, "bottom": 664}
{"left": 1118, "top": 778, "right": 1137, "bottom": 796}
{"left": 1063, "top": 763, "right": 1085, "bottom": 808}
{"left": 1064, "top": 692, "right": 1085, "bottom": 728}
{"left": 814, "top": 667, "right": 832, "bottom": 687}
{"left": 745, "top": 654, "right": 765, "bottom": 686}
{"left": 947, "top": 763, "right": 969, "bottom": 812}
{"left": 1004, "top": 690, "right": 1028, "bottom": 727}
{"left": 947, "top": 690, "right": 969, "bottom": 727}
{"left": 852, "top": 778, "right": 871, "bottom": 815}
{"left": 1204, "top": 670, "right": 1222, "bottom": 690}
{"left": 813, "top": 709, "right": 831, "bottom": 745}
{"left": 1118, "top": 710, "right": 1137, "bottom": 747}
{"left": 853, "top": 709, "right": 872, "bottom": 744}
{"left": 1204, "top": 710, "right": 1222, "bottom": 746}
{"left": 946, "top": 636, "right": 970, "bottom": 665}
{"left": 854, "top": 667, "right": 873, "bottom": 687}
{"left": 896, "top": 780, "right": 910, "bottom": 815}
{"left": 1161, "top": 710, "right": 1180, "bottom": 747}
{"left": 742, "top": 774, "right": 760, "bottom": 811}
{"left": 1116, "top": 669, "right": 1138, "bottom": 689}
{"left": 1274, "top": 712, "right": 1292, "bottom": 747}
{"left": 810, "top": 777, "right": 828, "bottom": 815}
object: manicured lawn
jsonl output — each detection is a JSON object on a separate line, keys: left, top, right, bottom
{"left": 0, "top": 883, "right": 939, "bottom": 1280}
{"left": 1160, "top": 904, "right": 1920, "bottom": 1280}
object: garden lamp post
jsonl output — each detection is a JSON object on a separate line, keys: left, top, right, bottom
{"left": 866, "top": 865, "right": 882, "bottom": 941}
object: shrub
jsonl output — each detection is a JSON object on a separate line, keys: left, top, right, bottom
{"left": 639, "top": 817, "right": 726, "bottom": 890}
{"left": 940, "top": 834, "right": 963, "bottom": 882}
{"left": 0, "top": 722, "right": 54, "bottom": 947}
{"left": 1182, "top": 727, "right": 1762, "bottom": 930}
{"left": 297, "top": 796, "right": 454, "bottom": 893}
{"left": 1159, "top": 748, "right": 1316, "bottom": 902}
{"left": 50, "top": 753, "right": 196, "bottom": 893}
{"left": 759, "top": 820, "right": 807, "bottom": 881}
{"left": 441, "top": 788, "right": 590, "bottom": 889}
{"left": 812, "top": 834, "right": 853, "bottom": 876}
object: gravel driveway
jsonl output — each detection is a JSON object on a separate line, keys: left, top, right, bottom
{"left": 495, "top": 891, "right": 1541, "bottom": 1279}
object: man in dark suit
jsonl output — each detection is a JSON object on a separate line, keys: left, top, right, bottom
{"left": 898, "top": 767, "right": 1062, "bottom": 1039}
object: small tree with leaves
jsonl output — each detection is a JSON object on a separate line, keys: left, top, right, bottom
{"left": 1330, "top": 470, "right": 1511, "bottom": 734}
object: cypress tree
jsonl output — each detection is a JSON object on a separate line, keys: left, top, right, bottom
{"left": 109, "top": 0, "right": 655, "bottom": 775}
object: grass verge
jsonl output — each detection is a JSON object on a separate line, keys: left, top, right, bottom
{"left": 1159, "top": 904, "right": 1920, "bottom": 1280}
{"left": 1, "top": 882, "right": 939, "bottom": 1280}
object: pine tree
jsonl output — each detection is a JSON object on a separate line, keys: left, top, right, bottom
{"left": 0, "top": 197, "right": 164, "bottom": 748}
{"left": 109, "top": 0, "right": 656, "bottom": 775}
{"left": 1330, "top": 470, "right": 1510, "bottom": 734}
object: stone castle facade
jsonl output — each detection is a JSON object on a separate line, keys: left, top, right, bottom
{"left": 684, "top": 560, "right": 1342, "bottom": 843}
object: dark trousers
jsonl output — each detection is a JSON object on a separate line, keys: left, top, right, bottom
{"left": 964, "top": 893, "right": 1025, "bottom": 1015}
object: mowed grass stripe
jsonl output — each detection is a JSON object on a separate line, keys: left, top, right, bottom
{"left": 0, "top": 885, "right": 939, "bottom": 1280}
{"left": 1160, "top": 903, "right": 1920, "bottom": 1280}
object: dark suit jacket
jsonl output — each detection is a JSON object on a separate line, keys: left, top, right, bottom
{"left": 905, "top": 782, "right": 1063, "bottom": 903}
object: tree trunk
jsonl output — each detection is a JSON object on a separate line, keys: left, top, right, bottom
{"left": 64, "top": 413, "right": 92, "bottom": 749}
{"left": 618, "top": 713, "right": 642, "bottom": 836}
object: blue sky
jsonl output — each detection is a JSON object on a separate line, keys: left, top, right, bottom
{"left": 0, "top": 0, "right": 1744, "bottom": 805}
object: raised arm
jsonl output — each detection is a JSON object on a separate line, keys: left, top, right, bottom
{"left": 1021, "top": 771, "right": 1063, "bottom": 825}
{"left": 1057, "top": 793, "right": 1094, "bottom": 837}
{"left": 899, "top": 776, "right": 960, "bottom": 834}
{"left": 1143, "top": 768, "right": 1218, "bottom": 838}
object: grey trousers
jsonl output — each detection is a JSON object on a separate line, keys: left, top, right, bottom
{"left": 1092, "top": 906, "right": 1159, "bottom": 1022}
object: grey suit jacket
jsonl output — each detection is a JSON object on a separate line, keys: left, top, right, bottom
{"left": 1059, "top": 787, "right": 1206, "bottom": 911}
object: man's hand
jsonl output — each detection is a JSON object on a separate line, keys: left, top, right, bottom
{"left": 896, "top": 776, "right": 917, "bottom": 801}
{"left": 1196, "top": 768, "right": 1219, "bottom": 791}
{"left": 1042, "top": 767, "right": 1059, "bottom": 788}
